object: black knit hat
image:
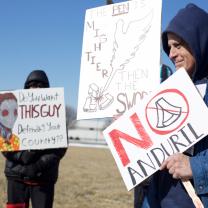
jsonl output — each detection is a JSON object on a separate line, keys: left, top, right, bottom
{"left": 24, "top": 70, "right": 50, "bottom": 89}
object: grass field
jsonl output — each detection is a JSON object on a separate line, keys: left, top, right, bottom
{"left": 0, "top": 146, "right": 133, "bottom": 208}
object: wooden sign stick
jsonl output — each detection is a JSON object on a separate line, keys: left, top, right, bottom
{"left": 182, "top": 180, "right": 204, "bottom": 208}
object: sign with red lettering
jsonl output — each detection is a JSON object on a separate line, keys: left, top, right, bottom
{"left": 77, "top": 0, "right": 162, "bottom": 119}
{"left": 0, "top": 88, "right": 67, "bottom": 151}
{"left": 103, "top": 69, "right": 208, "bottom": 190}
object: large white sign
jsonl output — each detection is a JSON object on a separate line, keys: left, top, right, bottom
{"left": 103, "top": 69, "right": 208, "bottom": 190}
{"left": 78, "top": 0, "right": 162, "bottom": 119}
{"left": 0, "top": 88, "right": 67, "bottom": 151}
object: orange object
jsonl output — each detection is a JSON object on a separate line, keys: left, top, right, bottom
{"left": 0, "top": 134, "right": 20, "bottom": 151}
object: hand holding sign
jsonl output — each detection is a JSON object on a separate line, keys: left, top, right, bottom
{"left": 160, "top": 153, "right": 192, "bottom": 180}
{"left": 161, "top": 153, "right": 204, "bottom": 208}
{"left": 103, "top": 69, "right": 208, "bottom": 193}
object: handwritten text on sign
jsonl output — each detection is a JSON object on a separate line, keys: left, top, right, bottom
{"left": 0, "top": 88, "right": 67, "bottom": 151}
{"left": 77, "top": 0, "right": 162, "bottom": 119}
{"left": 103, "top": 69, "right": 208, "bottom": 190}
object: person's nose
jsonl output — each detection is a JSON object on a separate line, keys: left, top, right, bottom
{"left": 169, "top": 46, "right": 177, "bottom": 60}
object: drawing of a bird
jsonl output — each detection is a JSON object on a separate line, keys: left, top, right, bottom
{"left": 102, "top": 10, "right": 154, "bottom": 93}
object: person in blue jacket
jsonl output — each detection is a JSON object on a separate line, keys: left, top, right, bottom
{"left": 144, "top": 3, "right": 208, "bottom": 208}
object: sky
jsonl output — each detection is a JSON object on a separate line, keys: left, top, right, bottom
{"left": 1, "top": 0, "right": 208, "bottom": 110}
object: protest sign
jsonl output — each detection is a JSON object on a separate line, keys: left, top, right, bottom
{"left": 77, "top": 0, "right": 162, "bottom": 119}
{"left": 103, "top": 69, "right": 208, "bottom": 191}
{"left": 0, "top": 87, "right": 67, "bottom": 151}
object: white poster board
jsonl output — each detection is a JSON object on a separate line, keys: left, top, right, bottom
{"left": 103, "top": 69, "right": 208, "bottom": 191}
{"left": 0, "top": 88, "right": 67, "bottom": 151}
{"left": 78, "top": 0, "right": 162, "bottom": 119}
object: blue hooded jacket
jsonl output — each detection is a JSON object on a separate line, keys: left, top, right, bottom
{"left": 162, "top": 3, "right": 208, "bottom": 82}
{"left": 146, "top": 4, "right": 208, "bottom": 208}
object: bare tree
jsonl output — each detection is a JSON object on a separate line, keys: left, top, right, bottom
{"left": 106, "top": 0, "right": 114, "bottom": 4}
{"left": 65, "top": 105, "right": 77, "bottom": 128}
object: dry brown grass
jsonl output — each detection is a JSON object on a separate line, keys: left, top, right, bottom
{"left": 0, "top": 146, "right": 133, "bottom": 208}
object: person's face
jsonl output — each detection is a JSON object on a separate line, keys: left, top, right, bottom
{"left": 167, "top": 33, "right": 196, "bottom": 77}
{"left": 0, "top": 99, "right": 18, "bottom": 129}
{"left": 28, "top": 81, "right": 45, "bottom": 89}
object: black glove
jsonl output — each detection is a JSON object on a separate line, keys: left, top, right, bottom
{"left": 21, "top": 151, "right": 39, "bottom": 164}
{"left": 21, "top": 163, "right": 41, "bottom": 178}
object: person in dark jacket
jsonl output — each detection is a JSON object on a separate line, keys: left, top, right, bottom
{"left": 3, "top": 70, "right": 67, "bottom": 208}
{"left": 134, "top": 64, "right": 173, "bottom": 208}
{"left": 144, "top": 3, "right": 208, "bottom": 208}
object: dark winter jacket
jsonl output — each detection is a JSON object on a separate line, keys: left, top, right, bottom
{"left": 3, "top": 70, "right": 67, "bottom": 183}
{"left": 3, "top": 148, "right": 66, "bottom": 183}
{"left": 147, "top": 4, "right": 208, "bottom": 208}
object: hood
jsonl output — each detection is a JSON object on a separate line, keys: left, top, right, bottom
{"left": 24, "top": 70, "right": 50, "bottom": 89}
{"left": 162, "top": 3, "right": 208, "bottom": 81}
